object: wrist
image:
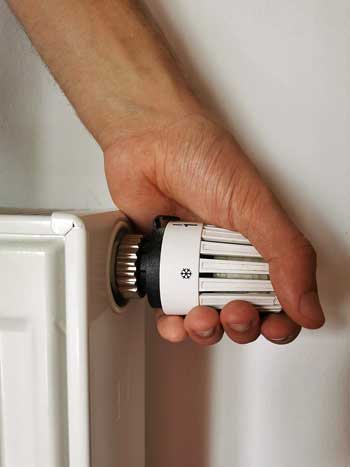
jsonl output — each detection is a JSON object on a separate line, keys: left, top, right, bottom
{"left": 97, "top": 77, "right": 203, "bottom": 151}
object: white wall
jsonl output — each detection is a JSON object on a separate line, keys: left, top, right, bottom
{"left": 145, "top": 2, "right": 350, "bottom": 467}
{"left": 0, "top": 2, "right": 349, "bottom": 467}
{"left": 0, "top": 2, "right": 113, "bottom": 210}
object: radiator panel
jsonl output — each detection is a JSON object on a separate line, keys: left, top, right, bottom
{"left": 0, "top": 237, "right": 68, "bottom": 467}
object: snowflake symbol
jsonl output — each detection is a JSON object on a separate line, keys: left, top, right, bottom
{"left": 181, "top": 268, "right": 192, "bottom": 279}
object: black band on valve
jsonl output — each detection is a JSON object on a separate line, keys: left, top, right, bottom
{"left": 138, "top": 228, "right": 165, "bottom": 308}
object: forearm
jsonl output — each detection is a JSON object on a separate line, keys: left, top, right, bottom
{"left": 8, "top": 0, "right": 199, "bottom": 148}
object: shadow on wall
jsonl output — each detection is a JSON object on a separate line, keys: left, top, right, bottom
{"left": 146, "top": 319, "right": 255, "bottom": 467}
{"left": 146, "top": 322, "right": 212, "bottom": 467}
{"left": 0, "top": 3, "right": 45, "bottom": 208}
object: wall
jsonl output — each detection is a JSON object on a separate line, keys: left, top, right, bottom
{"left": 145, "top": 1, "right": 350, "bottom": 467}
{"left": 0, "top": 2, "right": 112, "bottom": 210}
{"left": 0, "top": 2, "right": 349, "bottom": 467}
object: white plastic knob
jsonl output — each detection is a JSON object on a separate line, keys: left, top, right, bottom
{"left": 159, "top": 222, "right": 281, "bottom": 315}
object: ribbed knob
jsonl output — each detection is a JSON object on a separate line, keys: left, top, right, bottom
{"left": 116, "top": 234, "right": 143, "bottom": 299}
{"left": 198, "top": 225, "right": 280, "bottom": 312}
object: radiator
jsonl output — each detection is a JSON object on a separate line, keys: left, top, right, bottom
{"left": 0, "top": 211, "right": 145, "bottom": 467}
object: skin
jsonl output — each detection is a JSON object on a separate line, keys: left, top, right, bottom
{"left": 7, "top": 0, "right": 325, "bottom": 345}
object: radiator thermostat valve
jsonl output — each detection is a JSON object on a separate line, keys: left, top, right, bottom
{"left": 112, "top": 216, "right": 281, "bottom": 315}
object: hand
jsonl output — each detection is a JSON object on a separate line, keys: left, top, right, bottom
{"left": 8, "top": 0, "right": 325, "bottom": 344}
{"left": 104, "top": 112, "right": 325, "bottom": 345}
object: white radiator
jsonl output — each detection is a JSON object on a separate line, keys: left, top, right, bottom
{"left": 0, "top": 211, "right": 145, "bottom": 467}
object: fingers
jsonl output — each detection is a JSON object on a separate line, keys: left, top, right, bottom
{"left": 156, "top": 303, "right": 301, "bottom": 346}
{"left": 220, "top": 301, "right": 261, "bottom": 344}
{"left": 155, "top": 306, "right": 224, "bottom": 346}
{"left": 220, "top": 301, "right": 300, "bottom": 345}
{"left": 155, "top": 309, "right": 187, "bottom": 343}
{"left": 261, "top": 311, "right": 301, "bottom": 344}
{"left": 184, "top": 306, "right": 223, "bottom": 345}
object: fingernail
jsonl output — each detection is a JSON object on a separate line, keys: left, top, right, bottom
{"left": 230, "top": 322, "right": 251, "bottom": 333}
{"left": 271, "top": 336, "right": 290, "bottom": 342}
{"left": 270, "top": 335, "right": 294, "bottom": 344}
{"left": 196, "top": 328, "right": 215, "bottom": 338}
{"left": 300, "top": 291, "right": 325, "bottom": 326}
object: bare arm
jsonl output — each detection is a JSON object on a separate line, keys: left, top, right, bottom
{"left": 8, "top": 0, "right": 199, "bottom": 147}
{"left": 8, "top": 0, "right": 324, "bottom": 345}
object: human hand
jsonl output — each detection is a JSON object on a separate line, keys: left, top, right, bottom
{"left": 104, "top": 112, "right": 325, "bottom": 345}
{"left": 8, "top": 0, "right": 325, "bottom": 344}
